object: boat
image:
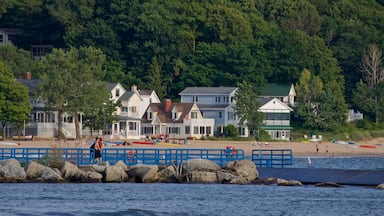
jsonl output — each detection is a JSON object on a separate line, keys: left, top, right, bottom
{"left": 359, "top": 145, "right": 377, "bottom": 149}
{"left": 131, "top": 141, "right": 154, "bottom": 145}
{"left": 0, "top": 141, "right": 20, "bottom": 146}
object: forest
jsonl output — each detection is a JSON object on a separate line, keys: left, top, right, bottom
{"left": 1, "top": 0, "right": 384, "bottom": 131}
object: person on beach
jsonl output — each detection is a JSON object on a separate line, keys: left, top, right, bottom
{"left": 94, "top": 137, "right": 103, "bottom": 163}
{"left": 90, "top": 137, "right": 98, "bottom": 162}
{"left": 316, "top": 143, "right": 319, "bottom": 153}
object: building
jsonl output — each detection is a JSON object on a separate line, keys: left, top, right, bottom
{"left": 259, "top": 83, "right": 296, "bottom": 107}
{"left": 179, "top": 87, "right": 247, "bottom": 136}
{"left": 258, "top": 98, "right": 294, "bottom": 140}
{"left": 105, "top": 84, "right": 161, "bottom": 140}
{"left": 141, "top": 99, "right": 215, "bottom": 140}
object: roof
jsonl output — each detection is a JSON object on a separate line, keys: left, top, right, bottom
{"left": 120, "top": 91, "right": 135, "bottom": 101}
{"left": 256, "top": 98, "right": 273, "bottom": 107}
{"left": 142, "top": 102, "right": 194, "bottom": 124}
{"left": 0, "top": 28, "right": 23, "bottom": 35}
{"left": 179, "top": 87, "right": 237, "bottom": 95}
{"left": 260, "top": 83, "right": 292, "bottom": 96}
{"left": 106, "top": 83, "right": 119, "bottom": 92}
{"left": 138, "top": 90, "right": 153, "bottom": 96}
{"left": 16, "top": 79, "right": 41, "bottom": 97}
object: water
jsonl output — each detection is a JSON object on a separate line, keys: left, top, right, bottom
{"left": 1, "top": 157, "right": 384, "bottom": 216}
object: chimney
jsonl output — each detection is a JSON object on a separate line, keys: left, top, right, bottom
{"left": 131, "top": 85, "right": 137, "bottom": 92}
{"left": 164, "top": 99, "right": 172, "bottom": 112}
{"left": 25, "top": 72, "right": 32, "bottom": 80}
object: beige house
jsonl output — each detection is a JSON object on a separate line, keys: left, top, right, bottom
{"left": 141, "top": 99, "right": 215, "bottom": 140}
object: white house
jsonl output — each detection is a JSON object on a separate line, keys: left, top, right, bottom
{"left": 106, "top": 84, "right": 160, "bottom": 140}
{"left": 179, "top": 87, "right": 248, "bottom": 137}
{"left": 14, "top": 73, "right": 78, "bottom": 139}
{"left": 258, "top": 98, "right": 294, "bottom": 140}
{"left": 141, "top": 99, "right": 215, "bottom": 140}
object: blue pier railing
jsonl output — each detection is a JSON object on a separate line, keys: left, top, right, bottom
{"left": 251, "top": 149, "right": 293, "bottom": 168}
{"left": 0, "top": 148, "right": 245, "bottom": 166}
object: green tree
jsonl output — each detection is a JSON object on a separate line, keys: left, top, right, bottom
{"left": 353, "top": 44, "right": 384, "bottom": 124}
{"left": 0, "top": 44, "right": 39, "bottom": 78}
{"left": 234, "top": 81, "right": 264, "bottom": 138}
{"left": 0, "top": 61, "right": 31, "bottom": 138}
{"left": 37, "top": 47, "right": 109, "bottom": 140}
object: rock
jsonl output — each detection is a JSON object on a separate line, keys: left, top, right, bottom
{"left": 377, "top": 183, "right": 384, "bottom": 189}
{"left": 128, "top": 164, "right": 159, "bottom": 183}
{"left": 82, "top": 171, "right": 103, "bottom": 183}
{"left": 158, "top": 165, "right": 179, "bottom": 183}
{"left": 316, "top": 182, "right": 343, "bottom": 187}
{"left": 114, "top": 160, "right": 128, "bottom": 171}
{"left": 0, "top": 159, "right": 26, "bottom": 182}
{"left": 252, "top": 177, "right": 277, "bottom": 185}
{"left": 217, "top": 170, "right": 238, "bottom": 183}
{"left": 89, "top": 161, "right": 110, "bottom": 173}
{"left": 277, "top": 178, "right": 303, "bottom": 186}
{"left": 225, "top": 160, "right": 258, "bottom": 182}
{"left": 61, "top": 161, "right": 83, "bottom": 182}
{"left": 105, "top": 164, "right": 128, "bottom": 182}
{"left": 26, "top": 161, "right": 64, "bottom": 183}
{"left": 183, "top": 159, "right": 221, "bottom": 173}
{"left": 188, "top": 171, "right": 218, "bottom": 183}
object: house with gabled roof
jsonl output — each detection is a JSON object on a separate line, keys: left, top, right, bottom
{"left": 258, "top": 98, "right": 294, "bottom": 140}
{"left": 106, "top": 84, "right": 160, "bottom": 140}
{"left": 179, "top": 87, "right": 249, "bottom": 137}
{"left": 259, "top": 83, "right": 296, "bottom": 107}
{"left": 13, "top": 72, "right": 78, "bottom": 139}
{"left": 141, "top": 99, "right": 214, "bottom": 139}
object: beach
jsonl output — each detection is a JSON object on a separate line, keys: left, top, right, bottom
{"left": 2, "top": 137, "right": 384, "bottom": 157}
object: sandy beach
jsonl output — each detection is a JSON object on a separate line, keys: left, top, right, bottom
{"left": 2, "top": 137, "right": 384, "bottom": 157}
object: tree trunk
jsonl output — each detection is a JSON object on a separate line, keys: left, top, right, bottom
{"left": 1, "top": 122, "right": 6, "bottom": 139}
{"left": 57, "top": 109, "right": 63, "bottom": 140}
{"left": 75, "top": 112, "right": 81, "bottom": 140}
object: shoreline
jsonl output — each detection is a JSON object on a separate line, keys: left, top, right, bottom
{"left": 1, "top": 137, "right": 384, "bottom": 157}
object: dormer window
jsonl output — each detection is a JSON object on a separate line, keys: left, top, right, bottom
{"left": 173, "top": 112, "right": 177, "bottom": 120}
{"left": 115, "top": 89, "right": 120, "bottom": 97}
{"left": 148, "top": 111, "right": 152, "bottom": 120}
{"left": 191, "top": 112, "right": 197, "bottom": 119}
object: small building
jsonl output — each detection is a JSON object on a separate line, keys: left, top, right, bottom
{"left": 258, "top": 98, "right": 294, "bottom": 140}
{"left": 0, "top": 28, "right": 22, "bottom": 45}
{"left": 346, "top": 109, "right": 363, "bottom": 122}
{"left": 259, "top": 83, "right": 296, "bottom": 107}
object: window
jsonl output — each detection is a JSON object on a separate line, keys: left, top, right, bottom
{"left": 228, "top": 112, "right": 234, "bottom": 120}
{"left": 121, "top": 107, "right": 128, "bottom": 112}
{"left": 199, "top": 126, "right": 205, "bottom": 134}
{"left": 193, "top": 96, "right": 198, "bottom": 102}
{"left": 206, "top": 126, "right": 211, "bottom": 135}
{"left": 148, "top": 112, "right": 153, "bottom": 120}
{"left": 193, "top": 126, "right": 198, "bottom": 134}
{"left": 115, "top": 89, "right": 120, "bottom": 97}
{"left": 224, "top": 96, "right": 229, "bottom": 102}
{"left": 231, "top": 97, "right": 234, "bottom": 103}
{"left": 129, "top": 122, "right": 137, "bottom": 130}
{"left": 141, "top": 127, "right": 153, "bottom": 134}
{"left": 215, "top": 96, "right": 220, "bottom": 103}
{"left": 129, "top": 106, "right": 137, "bottom": 113}
{"left": 168, "top": 127, "right": 180, "bottom": 134}
{"left": 219, "top": 111, "right": 222, "bottom": 118}
{"left": 185, "top": 126, "right": 190, "bottom": 134}
{"left": 190, "top": 112, "right": 197, "bottom": 119}
{"left": 0, "top": 34, "right": 3, "bottom": 44}
{"left": 173, "top": 112, "right": 178, "bottom": 120}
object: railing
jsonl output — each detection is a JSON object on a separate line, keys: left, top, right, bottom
{"left": 251, "top": 149, "right": 293, "bottom": 168}
{"left": 0, "top": 148, "right": 245, "bottom": 166}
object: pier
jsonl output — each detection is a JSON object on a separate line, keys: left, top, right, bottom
{"left": 258, "top": 167, "right": 384, "bottom": 186}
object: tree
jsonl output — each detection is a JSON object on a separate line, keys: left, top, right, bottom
{"left": 295, "top": 69, "right": 323, "bottom": 129}
{"left": 0, "top": 44, "right": 39, "bottom": 78}
{"left": 353, "top": 44, "right": 384, "bottom": 124}
{"left": 0, "top": 61, "right": 31, "bottom": 138}
{"left": 234, "top": 81, "right": 264, "bottom": 138}
{"left": 37, "top": 47, "right": 109, "bottom": 140}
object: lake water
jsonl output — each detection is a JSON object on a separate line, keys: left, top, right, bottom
{"left": 1, "top": 157, "right": 384, "bottom": 216}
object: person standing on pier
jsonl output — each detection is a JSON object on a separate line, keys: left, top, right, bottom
{"left": 95, "top": 137, "right": 103, "bottom": 163}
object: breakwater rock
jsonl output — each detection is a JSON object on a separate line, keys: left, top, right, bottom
{"left": 0, "top": 158, "right": 258, "bottom": 184}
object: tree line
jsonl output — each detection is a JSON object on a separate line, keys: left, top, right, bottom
{"left": 1, "top": 0, "right": 384, "bottom": 137}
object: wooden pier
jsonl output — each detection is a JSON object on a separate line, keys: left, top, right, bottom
{"left": 258, "top": 167, "right": 384, "bottom": 186}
